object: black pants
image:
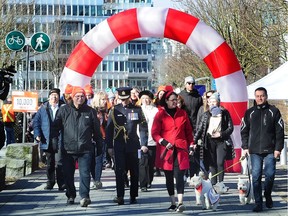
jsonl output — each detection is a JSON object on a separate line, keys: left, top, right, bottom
{"left": 114, "top": 151, "right": 139, "bottom": 198}
{"left": 45, "top": 148, "right": 65, "bottom": 188}
{"left": 164, "top": 155, "right": 185, "bottom": 196}
{"left": 207, "top": 138, "right": 226, "bottom": 185}
{"left": 139, "top": 146, "right": 156, "bottom": 188}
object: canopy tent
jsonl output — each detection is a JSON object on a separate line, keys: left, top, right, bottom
{"left": 247, "top": 62, "right": 288, "bottom": 100}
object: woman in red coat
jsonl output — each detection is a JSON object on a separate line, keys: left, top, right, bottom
{"left": 152, "top": 91, "right": 195, "bottom": 213}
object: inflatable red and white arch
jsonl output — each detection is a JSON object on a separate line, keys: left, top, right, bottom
{"left": 59, "top": 8, "right": 248, "bottom": 172}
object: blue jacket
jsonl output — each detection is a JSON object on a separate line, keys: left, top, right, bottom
{"left": 33, "top": 100, "right": 65, "bottom": 150}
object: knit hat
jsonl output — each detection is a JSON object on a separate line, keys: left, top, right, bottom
{"left": 165, "top": 85, "right": 174, "bottom": 92}
{"left": 84, "top": 84, "right": 94, "bottom": 95}
{"left": 48, "top": 88, "right": 60, "bottom": 97}
{"left": 157, "top": 85, "right": 165, "bottom": 93}
{"left": 64, "top": 84, "right": 73, "bottom": 94}
{"left": 209, "top": 92, "right": 220, "bottom": 102}
{"left": 107, "top": 92, "right": 115, "bottom": 100}
{"left": 184, "top": 76, "right": 195, "bottom": 84}
{"left": 71, "top": 86, "right": 86, "bottom": 98}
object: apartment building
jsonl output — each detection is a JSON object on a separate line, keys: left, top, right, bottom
{"left": 6, "top": 0, "right": 157, "bottom": 100}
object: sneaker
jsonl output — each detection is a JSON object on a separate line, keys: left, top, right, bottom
{"left": 67, "top": 197, "right": 75, "bottom": 205}
{"left": 80, "top": 198, "right": 91, "bottom": 207}
{"left": 176, "top": 203, "right": 186, "bottom": 213}
{"left": 93, "top": 181, "right": 103, "bottom": 190}
{"left": 113, "top": 196, "right": 124, "bottom": 205}
{"left": 168, "top": 204, "right": 177, "bottom": 211}
{"left": 141, "top": 187, "right": 148, "bottom": 192}
{"left": 252, "top": 204, "right": 263, "bottom": 212}
{"left": 265, "top": 194, "right": 273, "bottom": 208}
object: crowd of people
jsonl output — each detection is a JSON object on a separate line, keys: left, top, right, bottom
{"left": 0, "top": 77, "right": 284, "bottom": 213}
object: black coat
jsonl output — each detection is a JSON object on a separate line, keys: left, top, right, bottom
{"left": 241, "top": 102, "right": 284, "bottom": 154}
{"left": 105, "top": 103, "right": 148, "bottom": 153}
{"left": 194, "top": 107, "right": 234, "bottom": 149}
{"left": 179, "top": 89, "right": 203, "bottom": 131}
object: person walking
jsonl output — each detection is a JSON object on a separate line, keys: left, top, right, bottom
{"left": 90, "top": 91, "right": 109, "bottom": 190}
{"left": 106, "top": 87, "right": 148, "bottom": 205}
{"left": 241, "top": 87, "right": 284, "bottom": 212}
{"left": 179, "top": 76, "right": 203, "bottom": 178}
{"left": 138, "top": 90, "right": 158, "bottom": 191}
{"left": 53, "top": 86, "right": 102, "bottom": 207}
{"left": 152, "top": 91, "right": 195, "bottom": 213}
{"left": 194, "top": 92, "right": 234, "bottom": 185}
{"left": 1, "top": 96, "right": 16, "bottom": 145}
{"left": 33, "top": 88, "right": 66, "bottom": 191}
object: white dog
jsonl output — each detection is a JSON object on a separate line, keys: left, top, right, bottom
{"left": 237, "top": 177, "right": 254, "bottom": 204}
{"left": 214, "top": 182, "right": 229, "bottom": 194}
{"left": 189, "top": 172, "right": 220, "bottom": 211}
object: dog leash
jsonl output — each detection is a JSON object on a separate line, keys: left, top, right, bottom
{"left": 245, "top": 156, "right": 252, "bottom": 198}
{"left": 210, "top": 155, "right": 247, "bottom": 179}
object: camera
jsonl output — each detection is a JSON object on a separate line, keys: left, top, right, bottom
{"left": 0, "top": 65, "right": 17, "bottom": 100}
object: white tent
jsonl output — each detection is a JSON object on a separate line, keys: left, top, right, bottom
{"left": 247, "top": 62, "right": 288, "bottom": 100}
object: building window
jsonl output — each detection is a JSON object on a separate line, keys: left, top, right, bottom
{"left": 72, "top": 5, "right": 77, "bottom": 16}
{"left": 79, "top": 5, "right": 83, "bottom": 16}
{"left": 67, "top": 5, "right": 71, "bottom": 15}
{"left": 30, "top": 61, "right": 35, "bottom": 71}
{"left": 91, "top": 5, "right": 96, "bottom": 16}
{"left": 85, "top": 5, "right": 89, "bottom": 16}
{"left": 41, "top": 5, "right": 47, "bottom": 15}
{"left": 114, "top": 62, "right": 119, "bottom": 71}
{"left": 35, "top": 4, "right": 40, "bottom": 15}
{"left": 54, "top": 5, "right": 59, "bottom": 15}
{"left": 48, "top": 5, "right": 53, "bottom": 15}
{"left": 60, "top": 5, "right": 65, "bottom": 15}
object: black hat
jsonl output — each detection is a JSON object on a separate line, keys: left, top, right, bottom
{"left": 116, "top": 87, "right": 132, "bottom": 100}
{"left": 139, "top": 90, "right": 154, "bottom": 100}
{"left": 48, "top": 88, "right": 60, "bottom": 97}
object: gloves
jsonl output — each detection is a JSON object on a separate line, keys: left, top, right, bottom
{"left": 160, "top": 139, "right": 169, "bottom": 146}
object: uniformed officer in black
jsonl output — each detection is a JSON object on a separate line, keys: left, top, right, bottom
{"left": 106, "top": 87, "right": 148, "bottom": 205}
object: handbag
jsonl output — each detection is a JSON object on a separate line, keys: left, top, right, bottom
{"left": 225, "top": 137, "right": 235, "bottom": 160}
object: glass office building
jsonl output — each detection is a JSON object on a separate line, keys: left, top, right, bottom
{"left": 5, "top": 0, "right": 156, "bottom": 100}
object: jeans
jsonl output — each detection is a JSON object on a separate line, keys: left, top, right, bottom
{"left": 63, "top": 152, "right": 92, "bottom": 199}
{"left": 91, "top": 140, "right": 106, "bottom": 182}
{"left": 5, "top": 126, "right": 15, "bottom": 145}
{"left": 250, "top": 153, "right": 276, "bottom": 206}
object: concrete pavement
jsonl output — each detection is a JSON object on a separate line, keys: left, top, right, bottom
{"left": 0, "top": 163, "right": 287, "bottom": 216}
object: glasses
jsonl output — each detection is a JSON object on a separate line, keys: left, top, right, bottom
{"left": 186, "top": 82, "right": 194, "bottom": 85}
{"left": 168, "top": 99, "right": 177, "bottom": 102}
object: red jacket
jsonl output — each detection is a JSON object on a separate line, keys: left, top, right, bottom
{"left": 152, "top": 107, "right": 194, "bottom": 171}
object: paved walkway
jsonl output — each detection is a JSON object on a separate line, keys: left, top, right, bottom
{"left": 0, "top": 164, "right": 287, "bottom": 216}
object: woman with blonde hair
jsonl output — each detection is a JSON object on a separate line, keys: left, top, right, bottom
{"left": 90, "top": 91, "right": 109, "bottom": 189}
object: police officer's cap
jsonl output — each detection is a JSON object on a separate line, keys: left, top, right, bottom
{"left": 139, "top": 90, "right": 154, "bottom": 100}
{"left": 117, "top": 87, "right": 132, "bottom": 100}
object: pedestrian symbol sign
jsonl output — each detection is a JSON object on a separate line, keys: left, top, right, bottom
{"left": 5, "top": 31, "right": 26, "bottom": 51}
{"left": 30, "top": 32, "right": 50, "bottom": 52}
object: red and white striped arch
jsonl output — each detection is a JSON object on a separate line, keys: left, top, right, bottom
{"left": 59, "top": 8, "right": 248, "bottom": 172}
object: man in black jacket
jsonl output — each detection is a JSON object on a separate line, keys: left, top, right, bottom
{"left": 241, "top": 87, "right": 284, "bottom": 212}
{"left": 179, "top": 76, "right": 203, "bottom": 178}
{"left": 54, "top": 86, "right": 102, "bottom": 207}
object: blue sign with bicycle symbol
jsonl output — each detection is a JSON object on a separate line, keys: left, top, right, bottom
{"left": 5, "top": 30, "right": 26, "bottom": 51}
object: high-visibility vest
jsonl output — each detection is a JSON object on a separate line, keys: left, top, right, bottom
{"left": 1, "top": 104, "right": 15, "bottom": 123}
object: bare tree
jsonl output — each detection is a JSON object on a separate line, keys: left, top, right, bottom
{"left": 161, "top": 0, "right": 288, "bottom": 85}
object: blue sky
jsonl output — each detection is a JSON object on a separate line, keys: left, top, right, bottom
{"left": 153, "top": 0, "right": 178, "bottom": 8}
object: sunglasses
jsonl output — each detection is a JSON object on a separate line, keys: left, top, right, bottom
{"left": 186, "top": 82, "right": 194, "bottom": 85}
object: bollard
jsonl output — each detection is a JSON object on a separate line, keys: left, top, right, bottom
{"left": 280, "top": 138, "right": 287, "bottom": 165}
